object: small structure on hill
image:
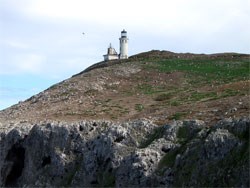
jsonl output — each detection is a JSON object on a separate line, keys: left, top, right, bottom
{"left": 103, "top": 29, "right": 128, "bottom": 61}
{"left": 103, "top": 43, "right": 119, "bottom": 61}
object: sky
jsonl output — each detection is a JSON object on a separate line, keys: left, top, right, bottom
{"left": 0, "top": 0, "right": 250, "bottom": 110}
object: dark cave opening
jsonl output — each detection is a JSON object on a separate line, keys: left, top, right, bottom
{"left": 5, "top": 143, "right": 25, "bottom": 187}
{"left": 79, "top": 125, "right": 84, "bottom": 131}
{"left": 42, "top": 156, "right": 51, "bottom": 167}
{"left": 114, "top": 135, "right": 125, "bottom": 143}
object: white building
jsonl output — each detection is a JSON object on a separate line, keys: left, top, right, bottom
{"left": 103, "top": 43, "right": 119, "bottom": 61}
{"left": 103, "top": 30, "right": 128, "bottom": 61}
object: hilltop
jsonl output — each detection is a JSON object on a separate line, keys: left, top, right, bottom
{"left": 0, "top": 50, "right": 249, "bottom": 187}
{"left": 0, "top": 50, "right": 249, "bottom": 125}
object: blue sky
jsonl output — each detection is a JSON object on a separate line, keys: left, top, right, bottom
{"left": 0, "top": 0, "right": 250, "bottom": 110}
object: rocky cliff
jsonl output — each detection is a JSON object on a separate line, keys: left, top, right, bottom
{"left": 0, "top": 118, "right": 249, "bottom": 187}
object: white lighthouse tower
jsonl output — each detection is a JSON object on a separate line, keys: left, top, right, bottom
{"left": 119, "top": 29, "right": 128, "bottom": 59}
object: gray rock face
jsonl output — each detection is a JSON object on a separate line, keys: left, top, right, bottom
{"left": 0, "top": 118, "right": 249, "bottom": 187}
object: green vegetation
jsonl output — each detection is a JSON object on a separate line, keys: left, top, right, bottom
{"left": 41, "top": 53, "right": 249, "bottom": 121}
{"left": 157, "top": 143, "right": 195, "bottom": 176}
{"left": 158, "top": 148, "right": 179, "bottom": 169}
{"left": 98, "top": 172, "right": 116, "bottom": 187}
{"left": 156, "top": 58, "right": 249, "bottom": 83}
{"left": 137, "top": 84, "right": 154, "bottom": 94}
{"left": 135, "top": 56, "right": 249, "bottom": 122}
{"left": 189, "top": 91, "right": 217, "bottom": 101}
{"left": 193, "top": 136, "right": 249, "bottom": 187}
{"left": 177, "top": 124, "right": 202, "bottom": 144}
{"left": 169, "top": 112, "right": 187, "bottom": 120}
{"left": 135, "top": 104, "right": 144, "bottom": 112}
{"left": 137, "top": 84, "right": 165, "bottom": 95}
{"left": 63, "top": 156, "right": 83, "bottom": 187}
{"left": 155, "top": 93, "right": 173, "bottom": 101}
{"left": 221, "top": 89, "right": 241, "bottom": 98}
{"left": 169, "top": 100, "right": 181, "bottom": 106}
{"left": 144, "top": 57, "right": 249, "bottom": 85}
{"left": 84, "top": 89, "right": 99, "bottom": 95}
{"left": 157, "top": 124, "right": 203, "bottom": 175}
{"left": 172, "top": 127, "right": 249, "bottom": 187}
{"left": 177, "top": 126, "right": 190, "bottom": 143}
{"left": 139, "top": 126, "right": 165, "bottom": 148}
{"left": 173, "top": 145, "right": 201, "bottom": 187}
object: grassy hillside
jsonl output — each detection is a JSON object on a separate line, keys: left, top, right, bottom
{"left": 0, "top": 50, "right": 249, "bottom": 124}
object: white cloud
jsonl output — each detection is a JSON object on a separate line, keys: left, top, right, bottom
{"left": 0, "top": 0, "right": 249, "bottom": 78}
{"left": 15, "top": 0, "right": 249, "bottom": 29}
{"left": 3, "top": 40, "right": 30, "bottom": 49}
{"left": 2, "top": 0, "right": 250, "bottom": 45}
{"left": 17, "top": 54, "right": 46, "bottom": 72}
{"left": 0, "top": 53, "right": 46, "bottom": 75}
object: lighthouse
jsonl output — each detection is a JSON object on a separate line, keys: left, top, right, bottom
{"left": 119, "top": 29, "right": 128, "bottom": 59}
{"left": 103, "top": 29, "right": 129, "bottom": 61}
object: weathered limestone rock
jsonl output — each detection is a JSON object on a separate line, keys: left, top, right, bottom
{"left": 0, "top": 118, "right": 249, "bottom": 187}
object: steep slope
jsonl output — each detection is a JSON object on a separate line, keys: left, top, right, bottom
{"left": 0, "top": 50, "right": 249, "bottom": 125}
{"left": 0, "top": 50, "right": 249, "bottom": 187}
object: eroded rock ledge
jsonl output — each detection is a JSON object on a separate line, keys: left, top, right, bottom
{"left": 0, "top": 118, "right": 249, "bottom": 187}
